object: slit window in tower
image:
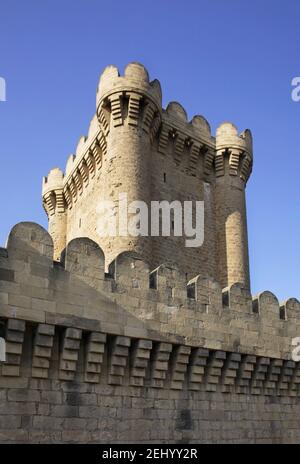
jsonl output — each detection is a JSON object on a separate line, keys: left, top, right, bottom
{"left": 149, "top": 270, "right": 158, "bottom": 290}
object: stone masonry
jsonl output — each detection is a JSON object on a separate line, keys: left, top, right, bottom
{"left": 0, "top": 63, "right": 299, "bottom": 444}
{"left": 42, "top": 62, "right": 252, "bottom": 290}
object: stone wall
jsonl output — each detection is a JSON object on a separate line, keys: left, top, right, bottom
{"left": 0, "top": 222, "right": 299, "bottom": 443}
{"left": 2, "top": 377, "right": 300, "bottom": 443}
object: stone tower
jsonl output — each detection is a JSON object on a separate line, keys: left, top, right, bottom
{"left": 42, "top": 62, "right": 253, "bottom": 289}
{"left": 4, "top": 64, "right": 300, "bottom": 447}
{"left": 215, "top": 123, "right": 252, "bottom": 289}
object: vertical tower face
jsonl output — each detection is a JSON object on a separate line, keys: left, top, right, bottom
{"left": 42, "top": 62, "right": 253, "bottom": 289}
{"left": 215, "top": 123, "right": 253, "bottom": 289}
{"left": 95, "top": 63, "right": 162, "bottom": 265}
{"left": 42, "top": 168, "right": 66, "bottom": 261}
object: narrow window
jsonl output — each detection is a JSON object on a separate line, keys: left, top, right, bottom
{"left": 149, "top": 270, "right": 158, "bottom": 289}
{"left": 163, "top": 173, "right": 166, "bottom": 183}
{"left": 0, "top": 323, "right": 6, "bottom": 362}
{"left": 187, "top": 282, "right": 196, "bottom": 300}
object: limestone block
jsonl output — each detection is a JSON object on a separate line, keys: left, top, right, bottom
{"left": 108, "top": 335, "right": 131, "bottom": 385}
{"left": 59, "top": 327, "right": 82, "bottom": 381}
{"left": 32, "top": 324, "right": 55, "bottom": 379}
{"left": 129, "top": 339, "right": 152, "bottom": 387}
{"left": 280, "top": 298, "right": 300, "bottom": 321}
{"left": 221, "top": 352, "right": 241, "bottom": 392}
{"left": 251, "top": 357, "right": 270, "bottom": 395}
{"left": 169, "top": 345, "right": 191, "bottom": 390}
{"left": 252, "top": 291, "right": 280, "bottom": 322}
{"left": 2, "top": 319, "right": 26, "bottom": 377}
{"left": 264, "top": 358, "right": 283, "bottom": 395}
{"left": 204, "top": 350, "right": 226, "bottom": 392}
{"left": 236, "top": 355, "right": 256, "bottom": 393}
{"left": 6, "top": 222, "right": 53, "bottom": 265}
{"left": 223, "top": 282, "right": 252, "bottom": 313}
{"left": 289, "top": 362, "right": 300, "bottom": 396}
{"left": 62, "top": 238, "right": 105, "bottom": 290}
{"left": 109, "top": 252, "right": 150, "bottom": 291}
{"left": 153, "top": 264, "right": 187, "bottom": 302}
{"left": 85, "top": 332, "right": 106, "bottom": 383}
{"left": 188, "top": 276, "right": 222, "bottom": 312}
{"left": 187, "top": 347, "right": 209, "bottom": 390}
{"left": 150, "top": 342, "right": 172, "bottom": 388}
{"left": 277, "top": 360, "right": 295, "bottom": 394}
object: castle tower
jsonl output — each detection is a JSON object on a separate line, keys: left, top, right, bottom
{"left": 95, "top": 63, "right": 162, "bottom": 265}
{"left": 42, "top": 62, "right": 253, "bottom": 289}
{"left": 42, "top": 167, "right": 66, "bottom": 260}
{"left": 215, "top": 123, "right": 253, "bottom": 289}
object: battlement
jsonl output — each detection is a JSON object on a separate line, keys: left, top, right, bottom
{"left": 43, "top": 62, "right": 253, "bottom": 218}
{"left": 0, "top": 222, "right": 300, "bottom": 443}
{"left": 0, "top": 222, "right": 299, "bottom": 394}
{"left": 215, "top": 122, "right": 253, "bottom": 181}
{"left": 96, "top": 62, "right": 162, "bottom": 108}
{"left": 42, "top": 114, "right": 101, "bottom": 215}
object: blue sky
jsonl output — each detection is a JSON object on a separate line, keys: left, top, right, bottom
{"left": 0, "top": 0, "right": 299, "bottom": 300}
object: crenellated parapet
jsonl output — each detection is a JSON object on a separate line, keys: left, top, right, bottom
{"left": 0, "top": 222, "right": 299, "bottom": 399}
{"left": 41, "top": 61, "right": 256, "bottom": 289}
{"left": 157, "top": 102, "right": 216, "bottom": 177}
{"left": 42, "top": 63, "right": 253, "bottom": 218}
{"left": 42, "top": 114, "right": 105, "bottom": 216}
{"left": 42, "top": 168, "right": 65, "bottom": 217}
{"left": 215, "top": 122, "right": 253, "bottom": 182}
{"left": 96, "top": 62, "right": 162, "bottom": 141}
{"left": 63, "top": 134, "right": 105, "bottom": 210}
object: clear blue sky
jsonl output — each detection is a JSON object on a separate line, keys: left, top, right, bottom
{"left": 0, "top": 0, "right": 299, "bottom": 301}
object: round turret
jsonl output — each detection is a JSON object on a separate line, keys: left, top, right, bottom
{"left": 96, "top": 62, "right": 162, "bottom": 108}
{"left": 93, "top": 62, "right": 163, "bottom": 265}
{"left": 214, "top": 122, "right": 253, "bottom": 290}
{"left": 42, "top": 168, "right": 66, "bottom": 261}
{"left": 42, "top": 168, "right": 64, "bottom": 197}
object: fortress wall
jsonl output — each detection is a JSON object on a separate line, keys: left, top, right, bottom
{"left": 1, "top": 363, "right": 300, "bottom": 444}
{"left": 65, "top": 167, "right": 102, "bottom": 248}
{"left": 150, "top": 136, "right": 217, "bottom": 281}
{"left": 0, "top": 222, "right": 299, "bottom": 443}
{"left": 64, "top": 132, "right": 218, "bottom": 280}
{"left": 43, "top": 63, "right": 225, "bottom": 281}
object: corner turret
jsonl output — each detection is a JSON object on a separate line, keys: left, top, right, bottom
{"left": 214, "top": 122, "right": 253, "bottom": 289}
{"left": 42, "top": 168, "right": 66, "bottom": 260}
